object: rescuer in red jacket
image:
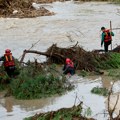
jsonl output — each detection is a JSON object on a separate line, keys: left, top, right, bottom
{"left": 101, "top": 27, "right": 114, "bottom": 52}
{"left": 63, "top": 58, "right": 75, "bottom": 75}
{"left": 0, "top": 49, "right": 16, "bottom": 77}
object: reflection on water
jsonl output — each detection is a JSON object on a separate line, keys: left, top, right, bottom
{"left": 0, "top": 75, "right": 108, "bottom": 120}
{"left": 4, "top": 97, "right": 13, "bottom": 112}
{"left": 101, "top": 76, "right": 113, "bottom": 89}
{"left": 0, "top": 96, "right": 57, "bottom": 112}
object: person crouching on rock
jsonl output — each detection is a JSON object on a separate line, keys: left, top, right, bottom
{"left": 0, "top": 49, "right": 16, "bottom": 78}
{"left": 63, "top": 58, "right": 75, "bottom": 75}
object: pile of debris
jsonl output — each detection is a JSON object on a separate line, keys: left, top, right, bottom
{"left": 112, "top": 45, "right": 120, "bottom": 53}
{"left": 46, "top": 44, "right": 111, "bottom": 71}
{"left": 0, "top": 0, "right": 54, "bottom": 18}
{"left": 20, "top": 43, "right": 111, "bottom": 72}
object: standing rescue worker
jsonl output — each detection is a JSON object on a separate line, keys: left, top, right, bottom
{"left": 101, "top": 27, "right": 114, "bottom": 52}
{"left": 63, "top": 58, "right": 75, "bottom": 75}
{"left": 0, "top": 49, "right": 16, "bottom": 77}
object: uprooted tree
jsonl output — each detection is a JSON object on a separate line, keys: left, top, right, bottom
{"left": 20, "top": 43, "right": 120, "bottom": 72}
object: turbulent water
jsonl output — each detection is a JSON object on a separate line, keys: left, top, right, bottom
{"left": 0, "top": 1, "right": 120, "bottom": 62}
{"left": 0, "top": 1, "right": 120, "bottom": 120}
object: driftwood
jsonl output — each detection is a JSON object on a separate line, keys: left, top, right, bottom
{"left": 20, "top": 43, "right": 83, "bottom": 65}
{"left": 19, "top": 42, "right": 120, "bottom": 72}
{"left": 20, "top": 43, "right": 110, "bottom": 72}
{"left": 20, "top": 49, "right": 65, "bottom": 64}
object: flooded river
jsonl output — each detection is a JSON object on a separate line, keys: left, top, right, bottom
{"left": 0, "top": 76, "right": 107, "bottom": 120}
{"left": 0, "top": 1, "right": 120, "bottom": 120}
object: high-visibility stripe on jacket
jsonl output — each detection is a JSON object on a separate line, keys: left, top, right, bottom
{"left": 4, "top": 53, "right": 15, "bottom": 67}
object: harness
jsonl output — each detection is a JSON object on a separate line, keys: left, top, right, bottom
{"left": 103, "top": 29, "right": 112, "bottom": 42}
{"left": 4, "top": 53, "right": 15, "bottom": 67}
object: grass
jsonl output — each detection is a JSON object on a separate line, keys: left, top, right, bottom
{"left": 91, "top": 86, "right": 109, "bottom": 96}
{"left": 8, "top": 63, "right": 74, "bottom": 99}
{"left": 24, "top": 103, "right": 83, "bottom": 120}
{"left": 107, "top": 68, "right": 120, "bottom": 80}
{"left": 94, "top": 53, "right": 120, "bottom": 70}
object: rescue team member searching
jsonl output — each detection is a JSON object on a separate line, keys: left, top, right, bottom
{"left": 0, "top": 49, "right": 16, "bottom": 78}
{"left": 101, "top": 26, "right": 114, "bottom": 52}
{"left": 63, "top": 58, "right": 75, "bottom": 75}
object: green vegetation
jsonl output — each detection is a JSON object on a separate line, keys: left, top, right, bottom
{"left": 83, "top": 107, "right": 92, "bottom": 117}
{"left": 110, "top": 0, "right": 120, "bottom": 4}
{"left": 0, "top": 84, "right": 5, "bottom": 91}
{"left": 24, "top": 102, "right": 94, "bottom": 120}
{"left": 8, "top": 63, "right": 73, "bottom": 99}
{"left": 0, "top": 53, "right": 120, "bottom": 99}
{"left": 94, "top": 53, "right": 120, "bottom": 70}
{"left": 91, "top": 86, "right": 109, "bottom": 96}
{"left": 24, "top": 103, "right": 84, "bottom": 120}
{"left": 10, "top": 74, "right": 68, "bottom": 99}
{"left": 107, "top": 68, "right": 120, "bottom": 81}
{"left": 0, "top": 60, "right": 73, "bottom": 99}
{"left": 77, "top": 53, "right": 120, "bottom": 76}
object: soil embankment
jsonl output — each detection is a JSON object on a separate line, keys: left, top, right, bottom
{"left": 0, "top": 0, "right": 56, "bottom": 18}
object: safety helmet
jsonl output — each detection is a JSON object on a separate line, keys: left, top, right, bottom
{"left": 5, "top": 49, "right": 11, "bottom": 53}
{"left": 66, "top": 58, "right": 71, "bottom": 64}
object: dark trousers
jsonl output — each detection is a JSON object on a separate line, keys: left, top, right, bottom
{"left": 63, "top": 66, "right": 75, "bottom": 75}
{"left": 5, "top": 66, "right": 15, "bottom": 77}
{"left": 104, "top": 41, "right": 111, "bottom": 52}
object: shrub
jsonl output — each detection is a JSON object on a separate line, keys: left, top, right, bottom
{"left": 91, "top": 86, "right": 109, "bottom": 96}
{"left": 9, "top": 64, "right": 73, "bottom": 99}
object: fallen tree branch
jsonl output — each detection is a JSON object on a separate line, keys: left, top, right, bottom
{"left": 107, "top": 81, "right": 120, "bottom": 120}
{"left": 20, "top": 49, "right": 65, "bottom": 64}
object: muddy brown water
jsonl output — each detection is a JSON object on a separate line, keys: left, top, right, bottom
{"left": 0, "top": 1, "right": 120, "bottom": 120}
{"left": 0, "top": 75, "right": 115, "bottom": 120}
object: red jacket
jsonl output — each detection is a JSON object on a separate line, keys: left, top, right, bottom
{"left": 103, "top": 29, "right": 112, "bottom": 42}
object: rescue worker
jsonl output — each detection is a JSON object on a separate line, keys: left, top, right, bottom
{"left": 0, "top": 49, "right": 16, "bottom": 77}
{"left": 63, "top": 58, "right": 75, "bottom": 75}
{"left": 101, "top": 27, "right": 114, "bottom": 52}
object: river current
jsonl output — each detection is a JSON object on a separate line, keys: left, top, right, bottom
{"left": 0, "top": 1, "right": 120, "bottom": 120}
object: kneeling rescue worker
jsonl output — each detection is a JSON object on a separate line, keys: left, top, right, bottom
{"left": 63, "top": 58, "right": 75, "bottom": 75}
{"left": 0, "top": 49, "right": 16, "bottom": 77}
